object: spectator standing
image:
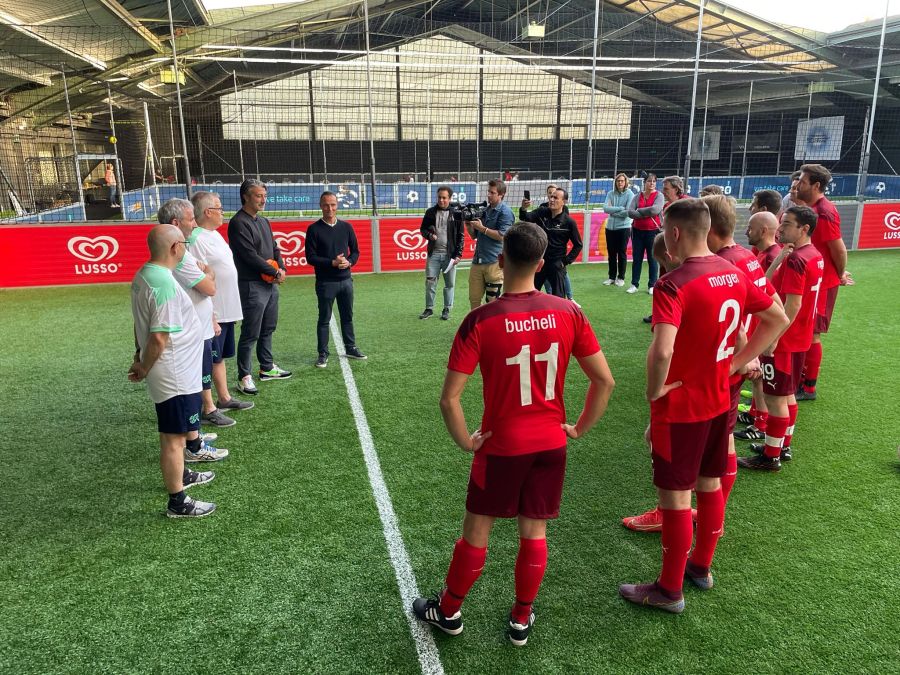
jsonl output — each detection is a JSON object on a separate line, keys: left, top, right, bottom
{"left": 419, "top": 186, "right": 464, "bottom": 320}
{"left": 626, "top": 173, "right": 664, "bottom": 294}
{"left": 519, "top": 188, "right": 582, "bottom": 297}
{"left": 105, "top": 163, "right": 119, "bottom": 208}
{"left": 228, "top": 179, "right": 291, "bottom": 395}
{"left": 128, "top": 224, "right": 217, "bottom": 518}
{"left": 189, "top": 191, "right": 254, "bottom": 414}
{"left": 603, "top": 173, "right": 634, "bottom": 286}
{"left": 306, "top": 191, "right": 367, "bottom": 368}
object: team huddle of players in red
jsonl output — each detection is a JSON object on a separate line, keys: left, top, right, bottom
{"left": 412, "top": 163, "right": 846, "bottom": 645}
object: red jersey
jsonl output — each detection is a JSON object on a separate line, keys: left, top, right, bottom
{"left": 809, "top": 196, "right": 842, "bottom": 290}
{"left": 448, "top": 291, "right": 600, "bottom": 456}
{"left": 651, "top": 256, "right": 773, "bottom": 423}
{"left": 771, "top": 243, "right": 824, "bottom": 353}
{"left": 757, "top": 243, "right": 783, "bottom": 272}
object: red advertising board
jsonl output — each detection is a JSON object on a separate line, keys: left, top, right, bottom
{"left": 379, "top": 218, "right": 428, "bottom": 272}
{"left": 857, "top": 202, "right": 900, "bottom": 249}
{"left": 0, "top": 219, "right": 373, "bottom": 288}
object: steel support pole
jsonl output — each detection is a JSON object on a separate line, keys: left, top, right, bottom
{"left": 61, "top": 69, "right": 86, "bottom": 220}
{"left": 854, "top": 0, "right": 889, "bottom": 249}
{"left": 233, "top": 72, "right": 246, "bottom": 180}
{"left": 584, "top": 0, "right": 601, "bottom": 206}
{"left": 683, "top": 0, "right": 705, "bottom": 185}
{"left": 738, "top": 80, "right": 753, "bottom": 200}
{"left": 363, "top": 0, "right": 379, "bottom": 215}
{"left": 143, "top": 101, "right": 159, "bottom": 214}
{"left": 197, "top": 124, "right": 207, "bottom": 183}
{"left": 613, "top": 79, "right": 623, "bottom": 176}
{"left": 167, "top": 0, "right": 192, "bottom": 197}
{"left": 698, "top": 79, "right": 710, "bottom": 189}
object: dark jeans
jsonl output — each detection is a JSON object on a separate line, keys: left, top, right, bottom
{"left": 535, "top": 259, "right": 568, "bottom": 298}
{"left": 316, "top": 278, "right": 356, "bottom": 356}
{"left": 237, "top": 280, "right": 279, "bottom": 378}
{"left": 605, "top": 227, "right": 630, "bottom": 280}
{"left": 631, "top": 228, "right": 660, "bottom": 289}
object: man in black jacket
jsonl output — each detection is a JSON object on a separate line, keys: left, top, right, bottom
{"left": 306, "top": 191, "right": 367, "bottom": 368}
{"left": 418, "top": 186, "right": 465, "bottom": 320}
{"left": 228, "top": 179, "right": 291, "bottom": 395}
{"left": 519, "top": 188, "right": 582, "bottom": 298}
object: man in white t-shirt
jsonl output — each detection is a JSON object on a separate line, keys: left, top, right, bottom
{"left": 128, "top": 224, "right": 216, "bottom": 518}
{"left": 159, "top": 199, "right": 232, "bottom": 461}
{"left": 189, "top": 191, "right": 254, "bottom": 414}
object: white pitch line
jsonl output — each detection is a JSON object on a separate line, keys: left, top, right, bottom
{"left": 330, "top": 317, "right": 445, "bottom": 675}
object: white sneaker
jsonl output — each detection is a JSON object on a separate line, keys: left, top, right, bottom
{"left": 648, "top": 287, "right": 654, "bottom": 296}
{"left": 184, "top": 440, "right": 229, "bottom": 463}
{"left": 237, "top": 375, "right": 258, "bottom": 395}
{"left": 626, "top": 285, "right": 638, "bottom": 294}
{"left": 615, "top": 279, "right": 625, "bottom": 287}
{"left": 603, "top": 279, "right": 614, "bottom": 286}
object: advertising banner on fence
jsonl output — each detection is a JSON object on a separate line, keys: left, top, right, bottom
{"left": 857, "top": 202, "right": 900, "bottom": 250}
{"left": 378, "top": 218, "right": 428, "bottom": 272}
{"left": 587, "top": 212, "right": 633, "bottom": 262}
{"left": 0, "top": 219, "right": 373, "bottom": 287}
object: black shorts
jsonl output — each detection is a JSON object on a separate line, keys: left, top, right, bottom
{"left": 211, "top": 322, "right": 236, "bottom": 363}
{"left": 155, "top": 392, "right": 202, "bottom": 434}
{"left": 466, "top": 447, "right": 567, "bottom": 519}
{"left": 202, "top": 339, "right": 213, "bottom": 390}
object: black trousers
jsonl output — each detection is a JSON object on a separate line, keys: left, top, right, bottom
{"left": 535, "top": 259, "right": 568, "bottom": 298}
{"left": 316, "top": 278, "right": 356, "bottom": 356}
{"left": 237, "top": 280, "right": 278, "bottom": 378}
{"left": 605, "top": 227, "right": 630, "bottom": 280}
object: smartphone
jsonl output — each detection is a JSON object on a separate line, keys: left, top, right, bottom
{"left": 524, "top": 190, "right": 531, "bottom": 200}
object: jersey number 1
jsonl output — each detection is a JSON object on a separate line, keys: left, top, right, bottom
{"left": 506, "top": 342, "right": 560, "bottom": 406}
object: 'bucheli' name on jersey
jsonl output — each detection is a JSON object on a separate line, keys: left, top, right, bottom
{"left": 505, "top": 315, "right": 558, "bottom": 334}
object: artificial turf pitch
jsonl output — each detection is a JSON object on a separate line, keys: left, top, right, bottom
{"left": 1, "top": 250, "right": 898, "bottom": 673}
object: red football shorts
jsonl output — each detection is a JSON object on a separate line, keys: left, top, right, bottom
{"left": 727, "top": 379, "right": 743, "bottom": 432}
{"left": 814, "top": 285, "right": 839, "bottom": 334}
{"left": 650, "top": 411, "right": 730, "bottom": 490}
{"left": 466, "top": 447, "right": 566, "bottom": 519}
{"left": 761, "top": 351, "right": 804, "bottom": 396}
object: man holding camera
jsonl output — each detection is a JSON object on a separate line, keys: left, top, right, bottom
{"left": 519, "top": 188, "right": 582, "bottom": 298}
{"left": 419, "top": 186, "right": 465, "bottom": 321}
{"left": 466, "top": 179, "right": 514, "bottom": 309}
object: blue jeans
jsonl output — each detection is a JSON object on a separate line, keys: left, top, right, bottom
{"left": 631, "top": 229, "right": 659, "bottom": 289}
{"left": 425, "top": 251, "right": 456, "bottom": 310}
{"left": 543, "top": 273, "right": 573, "bottom": 299}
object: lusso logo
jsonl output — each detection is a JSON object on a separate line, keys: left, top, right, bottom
{"left": 883, "top": 211, "right": 900, "bottom": 240}
{"left": 273, "top": 230, "right": 308, "bottom": 267}
{"left": 67, "top": 235, "right": 121, "bottom": 275}
{"left": 393, "top": 229, "right": 427, "bottom": 261}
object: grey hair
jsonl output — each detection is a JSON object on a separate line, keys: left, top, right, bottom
{"left": 663, "top": 175, "right": 685, "bottom": 197}
{"left": 191, "top": 191, "right": 220, "bottom": 219}
{"left": 158, "top": 198, "right": 193, "bottom": 225}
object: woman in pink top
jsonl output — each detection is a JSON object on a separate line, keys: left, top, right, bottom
{"left": 626, "top": 173, "right": 664, "bottom": 294}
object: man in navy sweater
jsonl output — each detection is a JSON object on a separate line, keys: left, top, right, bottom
{"left": 306, "top": 191, "right": 367, "bottom": 368}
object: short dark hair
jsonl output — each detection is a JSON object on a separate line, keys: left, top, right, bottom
{"left": 790, "top": 170, "right": 802, "bottom": 180}
{"left": 663, "top": 198, "right": 710, "bottom": 237}
{"left": 488, "top": 179, "right": 507, "bottom": 197}
{"left": 504, "top": 221, "right": 547, "bottom": 266}
{"left": 753, "top": 189, "right": 782, "bottom": 213}
{"left": 644, "top": 172, "right": 657, "bottom": 184}
{"left": 785, "top": 205, "right": 818, "bottom": 236}
{"left": 436, "top": 186, "right": 453, "bottom": 198}
{"left": 320, "top": 190, "right": 337, "bottom": 204}
{"left": 554, "top": 187, "right": 569, "bottom": 201}
{"left": 239, "top": 178, "right": 266, "bottom": 205}
{"left": 800, "top": 163, "right": 832, "bottom": 193}
{"left": 702, "top": 194, "right": 737, "bottom": 238}
{"left": 699, "top": 184, "right": 724, "bottom": 196}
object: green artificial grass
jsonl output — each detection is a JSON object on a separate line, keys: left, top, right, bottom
{"left": 1, "top": 250, "right": 898, "bottom": 673}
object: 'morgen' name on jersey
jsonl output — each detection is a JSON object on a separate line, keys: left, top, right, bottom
{"left": 448, "top": 291, "right": 600, "bottom": 456}
{"left": 651, "top": 256, "right": 773, "bottom": 424}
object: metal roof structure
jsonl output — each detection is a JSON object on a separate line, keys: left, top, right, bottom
{"left": 2, "top": 0, "right": 900, "bottom": 129}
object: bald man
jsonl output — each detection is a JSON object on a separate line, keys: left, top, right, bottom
{"left": 129, "top": 224, "right": 217, "bottom": 519}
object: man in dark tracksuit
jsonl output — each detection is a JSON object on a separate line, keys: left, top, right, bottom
{"left": 519, "top": 188, "right": 583, "bottom": 298}
{"left": 306, "top": 191, "right": 367, "bottom": 369}
{"left": 228, "top": 179, "right": 291, "bottom": 395}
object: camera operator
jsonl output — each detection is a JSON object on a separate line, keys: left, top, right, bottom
{"left": 466, "top": 179, "right": 514, "bottom": 309}
{"left": 519, "top": 188, "right": 582, "bottom": 298}
{"left": 419, "top": 186, "right": 464, "bottom": 321}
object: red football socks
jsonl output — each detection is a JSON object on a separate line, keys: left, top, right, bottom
{"left": 690, "top": 489, "right": 725, "bottom": 570}
{"left": 764, "top": 416, "right": 789, "bottom": 458}
{"left": 721, "top": 453, "right": 738, "bottom": 504}
{"left": 784, "top": 403, "right": 798, "bottom": 448}
{"left": 754, "top": 410, "right": 768, "bottom": 433}
{"left": 441, "top": 538, "right": 487, "bottom": 616}
{"left": 657, "top": 508, "right": 692, "bottom": 597}
{"left": 511, "top": 537, "right": 548, "bottom": 624}
{"left": 803, "top": 342, "right": 823, "bottom": 389}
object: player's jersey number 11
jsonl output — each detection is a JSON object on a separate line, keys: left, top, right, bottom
{"left": 506, "top": 342, "right": 560, "bottom": 406}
